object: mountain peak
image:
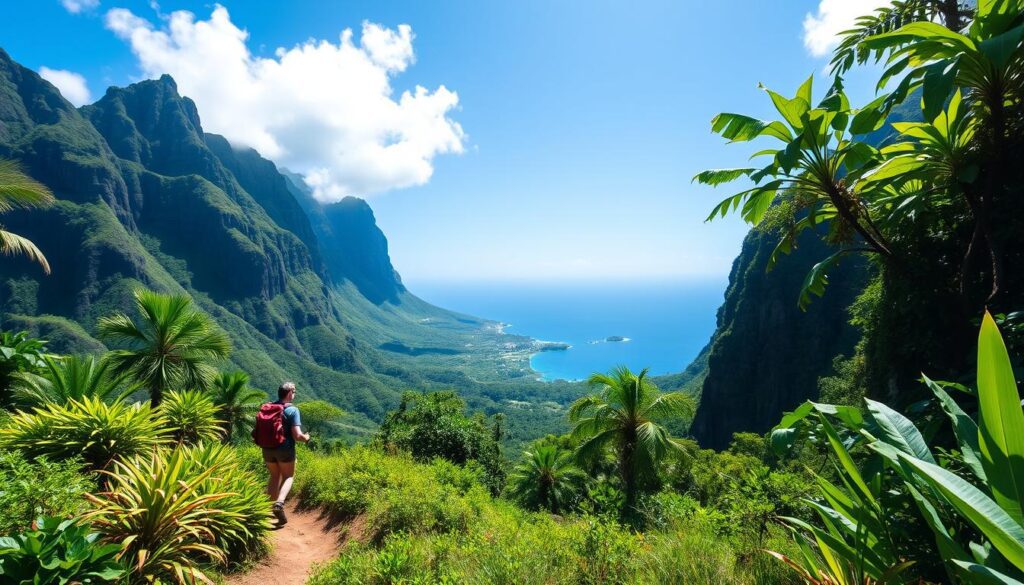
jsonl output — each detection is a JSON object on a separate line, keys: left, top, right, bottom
{"left": 84, "top": 75, "right": 210, "bottom": 175}
{"left": 157, "top": 73, "right": 178, "bottom": 90}
{"left": 283, "top": 174, "right": 405, "bottom": 304}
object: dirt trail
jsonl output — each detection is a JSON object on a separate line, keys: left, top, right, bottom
{"left": 227, "top": 503, "right": 340, "bottom": 585}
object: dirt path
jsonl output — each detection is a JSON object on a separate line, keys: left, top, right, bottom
{"left": 227, "top": 503, "right": 340, "bottom": 585}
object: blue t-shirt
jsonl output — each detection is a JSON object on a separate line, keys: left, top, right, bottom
{"left": 274, "top": 400, "right": 302, "bottom": 448}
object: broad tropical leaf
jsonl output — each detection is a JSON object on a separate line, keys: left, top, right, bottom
{"left": 977, "top": 311, "right": 1024, "bottom": 525}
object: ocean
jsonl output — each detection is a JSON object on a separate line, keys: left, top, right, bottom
{"left": 410, "top": 279, "right": 727, "bottom": 382}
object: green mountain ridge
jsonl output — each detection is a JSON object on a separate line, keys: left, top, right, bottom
{"left": 0, "top": 49, "right": 582, "bottom": 441}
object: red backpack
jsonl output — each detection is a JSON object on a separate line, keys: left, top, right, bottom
{"left": 252, "top": 402, "right": 289, "bottom": 448}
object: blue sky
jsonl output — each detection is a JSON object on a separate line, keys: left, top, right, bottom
{"left": 0, "top": 0, "right": 887, "bottom": 285}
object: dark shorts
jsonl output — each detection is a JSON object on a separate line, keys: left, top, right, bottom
{"left": 262, "top": 445, "right": 296, "bottom": 464}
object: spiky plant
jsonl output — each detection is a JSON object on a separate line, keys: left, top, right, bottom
{"left": 84, "top": 448, "right": 239, "bottom": 584}
{"left": 179, "top": 442, "right": 272, "bottom": 563}
{"left": 98, "top": 289, "right": 231, "bottom": 407}
{"left": 161, "top": 390, "right": 224, "bottom": 446}
{"left": 0, "top": 396, "right": 171, "bottom": 470}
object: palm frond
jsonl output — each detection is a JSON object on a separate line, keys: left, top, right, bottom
{"left": 0, "top": 160, "right": 55, "bottom": 211}
{"left": 831, "top": 0, "right": 975, "bottom": 76}
{"left": 574, "top": 427, "right": 621, "bottom": 464}
{"left": 97, "top": 314, "right": 150, "bottom": 346}
{"left": 567, "top": 394, "right": 604, "bottom": 421}
{"left": 0, "top": 229, "right": 51, "bottom": 274}
{"left": 642, "top": 391, "right": 697, "bottom": 420}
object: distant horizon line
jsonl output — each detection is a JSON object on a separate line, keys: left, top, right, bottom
{"left": 403, "top": 275, "right": 730, "bottom": 287}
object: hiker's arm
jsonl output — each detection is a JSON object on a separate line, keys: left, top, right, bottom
{"left": 292, "top": 424, "right": 310, "bottom": 443}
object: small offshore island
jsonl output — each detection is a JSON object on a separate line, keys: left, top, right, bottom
{"left": 588, "top": 335, "right": 631, "bottom": 344}
{"left": 536, "top": 341, "right": 571, "bottom": 352}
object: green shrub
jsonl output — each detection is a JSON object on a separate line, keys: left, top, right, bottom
{"left": 428, "top": 457, "right": 487, "bottom": 494}
{"left": 0, "top": 516, "right": 124, "bottom": 584}
{"left": 375, "top": 390, "right": 506, "bottom": 494}
{"left": 161, "top": 389, "right": 223, "bottom": 445}
{"left": 297, "top": 399, "right": 345, "bottom": 437}
{"left": 0, "top": 451, "right": 93, "bottom": 535}
{"left": 0, "top": 397, "right": 171, "bottom": 470}
{"left": 0, "top": 330, "right": 47, "bottom": 407}
{"left": 84, "top": 446, "right": 264, "bottom": 583}
{"left": 295, "top": 447, "right": 496, "bottom": 548}
{"left": 367, "top": 474, "right": 482, "bottom": 542}
{"left": 299, "top": 446, "right": 793, "bottom": 585}
{"left": 179, "top": 442, "right": 272, "bottom": 565}
{"left": 296, "top": 447, "right": 396, "bottom": 518}
{"left": 233, "top": 442, "right": 270, "bottom": 479}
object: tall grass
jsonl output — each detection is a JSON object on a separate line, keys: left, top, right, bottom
{"left": 300, "top": 447, "right": 799, "bottom": 584}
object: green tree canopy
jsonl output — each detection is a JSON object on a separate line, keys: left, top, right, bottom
{"left": 376, "top": 390, "right": 506, "bottom": 494}
{"left": 98, "top": 289, "right": 231, "bottom": 407}
{"left": 568, "top": 366, "right": 695, "bottom": 514}
{"left": 208, "top": 371, "right": 265, "bottom": 441}
{"left": 297, "top": 399, "right": 346, "bottom": 437}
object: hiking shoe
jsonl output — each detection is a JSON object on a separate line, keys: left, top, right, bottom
{"left": 272, "top": 501, "right": 287, "bottom": 525}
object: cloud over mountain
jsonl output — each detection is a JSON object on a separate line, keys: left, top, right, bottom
{"left": 106, "top": 5, "right": 465, "bottom": 201}
{"left": 39, "top": 67, "right": 92, "bottom": 106}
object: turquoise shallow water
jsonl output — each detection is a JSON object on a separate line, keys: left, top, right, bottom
{"left": 409, "top": 279, "right": 726, "bottom": 381}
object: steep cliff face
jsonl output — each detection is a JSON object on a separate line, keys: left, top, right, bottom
{"left": 204, "top": 134, "right": 323, "bottom": 266}
{"left": 283, "top": 171, "right": 404, "bottom": 304}
{"left": 689, "top": 228, "right": 866, "bottom": 450}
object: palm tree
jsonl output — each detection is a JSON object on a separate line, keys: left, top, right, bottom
{"left": 0, "top": 160, "right": 55, "bottom": 275}
{"left": 830, "top": 0, "right": 974, "bottom": 74}
{"left": 98, "top": 289, "right": 231, "bottom": 407}
{"left": 860, "top": 1, "right": 1024, "bottom": 300}
{"left": 208, "top": 371, "right": 265, "bottom": 441}
{"left": 508, "top": 445, "right": 585, "bottom": 514}
{"left": 568, "top": 366, "right": 695, "bottom": 513}
{"left": 14, "top": 354, "right": 133, "bottom": 406}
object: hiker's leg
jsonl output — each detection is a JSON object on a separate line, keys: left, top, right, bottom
{"left": 266, "top": 461, "right": 281, "bottom": 501}
{"left": 276, "top": 460, "right": 295, "bottom": 504}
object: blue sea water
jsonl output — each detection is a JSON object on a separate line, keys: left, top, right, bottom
{"left": 409, "top": 279, "right": 726, "bottom": 381}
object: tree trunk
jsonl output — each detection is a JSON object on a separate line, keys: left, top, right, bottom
{"left": 939, "top": 0, "right": 965, "bottom": 31}
{"left": 620, "top": 433, "right": 637, "bottom": 516}
{"left": 983, "top": 82, "right": 1008, "bottom": 303}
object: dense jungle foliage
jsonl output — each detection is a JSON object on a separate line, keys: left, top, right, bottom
{"left": 2, "top": 1, "right": 1024, "bottom": 584}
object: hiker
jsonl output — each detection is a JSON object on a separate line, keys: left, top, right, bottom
{"left": 252, "top": 381, "right": 310, "bottom": 525}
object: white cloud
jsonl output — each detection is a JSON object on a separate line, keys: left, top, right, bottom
{"left": 105, "top": 5, "right": 465, "bottom": 201}
{"left": 39, "top": 67, "right": 92, "bottom": 106}
{"left": 60, "top": 0, "right": 99, "bottom": 14}
{"left": 803, "top": 0, "right": 892, "bottom": 57}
